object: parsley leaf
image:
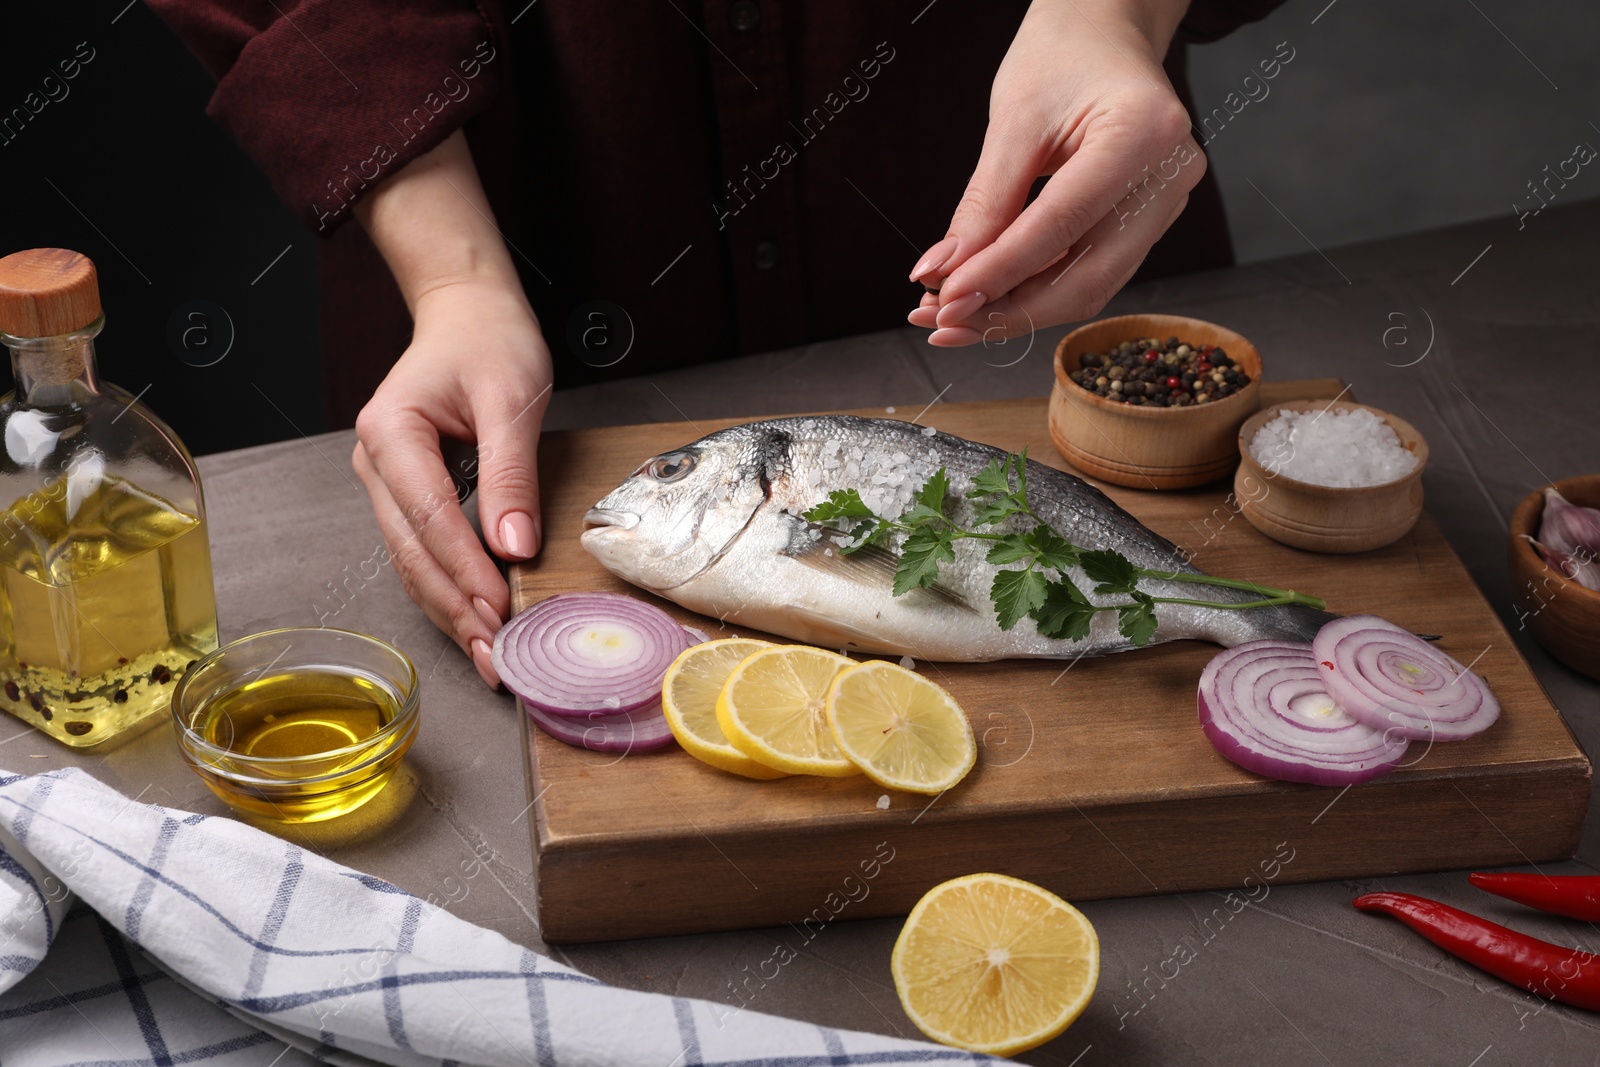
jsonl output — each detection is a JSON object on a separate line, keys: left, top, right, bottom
{"left": 803, "top": 488, "right": 876, "bottom": 524}
{"left": 1117, "top": 598, "right": 1159, "bottom": 646}
{"left": 1030, "top": 577, "right": 1097, "bottom": 642}
{"left": 893, "top": 527, "right": 956, "bottom": 596}
{"left": 839, "top": 519, "right": 887, "bottom": 554}
{"left": 1080, "top": 549, "right": 1139, "bottom": 594}
{"left": 985, "top": 533, "right": 1035, "bottom": 566}
{"left": 915, "top": 468, "right": 950, "bottom": 516}
{"left": 968, "top": 456, "right": 1013, "bottom": 499}
{"left": 1011, "top": 449, "right": 1030, "bottom": 503}
{"left": 974, "top": 500, "right": 1022, "bottom": 527}
{"left": 1026, "top": 525, "right": 1079, "bottom": 573}
{"left": 991, "top": 567, "right": 1048, "bottom": 631}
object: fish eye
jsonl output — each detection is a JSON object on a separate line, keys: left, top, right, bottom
{"left": 647, "top": 451, "right": 696, "bottom": 482}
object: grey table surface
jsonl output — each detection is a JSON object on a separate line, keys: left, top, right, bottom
{"left": 15, "top": 199, "right": 1600, "bottom": 1065}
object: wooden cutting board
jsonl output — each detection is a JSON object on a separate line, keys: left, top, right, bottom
{"left": 511, "top": 386, "right": 1590, "bottom": 943}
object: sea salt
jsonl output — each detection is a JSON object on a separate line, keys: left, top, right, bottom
{"left": 921, "top": 426, "right": 937, "bottom": 436}
{"left": 885, "top": 406, "right": 896, "bottom": 414}
{"left": 1248, "top": 408, "right": 1417, "bottom": 488}
{"left": 899, "top": 655, "right": 915, "bottom": 669}
{"left": 876, "top": 794, "right": 891, "bottom": 810}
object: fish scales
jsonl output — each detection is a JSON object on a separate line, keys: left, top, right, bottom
{"left": 581, "top": 416, "right": 1333, "bottom": 661}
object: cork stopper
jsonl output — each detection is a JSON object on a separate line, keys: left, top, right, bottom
{"left": 0, "top": 248, "right": 102, "bottom": 338}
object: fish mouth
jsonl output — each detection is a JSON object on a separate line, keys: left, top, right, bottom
{"left": 582, "top": 507, "right": 640, "bottom": 531}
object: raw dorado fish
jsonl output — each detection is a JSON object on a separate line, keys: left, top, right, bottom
{"left": 581, "top": 416, "right": 1333, "bottom": 661}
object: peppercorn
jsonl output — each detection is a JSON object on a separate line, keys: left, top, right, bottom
{"left": 114, "top": 689, "right": 128, "bottom": 703}
{"left": 151, "top": 664, "right": 172, "bottom": 685}
{"left": 3, "top": 681, "right": 16, "bottom": 702}
{"left": 64, "top": 721, "right": 91, "bottom": 736}
{"left": 1073, "top": 335, "right": 1249, "bottom": 406}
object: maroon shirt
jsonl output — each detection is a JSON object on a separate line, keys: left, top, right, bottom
{"left": 149, "top": 0, "right": 1284, "bottom": 427}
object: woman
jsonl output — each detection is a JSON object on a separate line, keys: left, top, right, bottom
{"left": 151, "top": 0, "right": 1282, "bottom": 685}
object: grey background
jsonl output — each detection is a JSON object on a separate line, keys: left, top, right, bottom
{"left": 3, "top": 0, "right": 1597, "bottom": 454}
{"left": 1188, "top": 0, "right": 1598, "bottom": 263}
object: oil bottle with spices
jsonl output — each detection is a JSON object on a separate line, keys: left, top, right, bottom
{"left": 0, "top": 248, "right": 219, "bottom": 747}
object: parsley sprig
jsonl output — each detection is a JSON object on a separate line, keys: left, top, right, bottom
{"left": 802, "top": 449, "right": 1324, "bottom": 646}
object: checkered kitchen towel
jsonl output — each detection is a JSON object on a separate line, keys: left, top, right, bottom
{"left": 0, "top": 768, "right": 992, "bottom": 1066}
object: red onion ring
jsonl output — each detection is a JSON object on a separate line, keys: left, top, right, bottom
{"left": 491, "top": 592, "right": 695, "bottom": 716}
{"left": 1198, "top": 639, "right": 1410, "bottom": 785}
{"left": 522, "top": 698, "right": 676, "bottom": 753}
{"left": 1311, "top": 615, "right": 1498, "bottom": 742}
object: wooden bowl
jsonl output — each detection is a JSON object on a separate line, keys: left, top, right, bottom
{"left": 1049, "top": 314, "right": 1262, "bottom": 489}
{"left": 1508, "top": 474, "right": 1600, "bottom": 680}
{"left": 1233, "top": 400, "right": 1428, "bottom": 554}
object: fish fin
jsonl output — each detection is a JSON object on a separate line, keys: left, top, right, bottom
{"left": 1276, "top": 605, "right": 1342, "bottom": 642}
{"left": 781, "top": 607, "right": 906, "bottom": 654}
{"left": 790, "top": 536, "right": 976, "bottom": 612}
{"left": 1270, "top": 605, "right": 1441, "bottom": 643}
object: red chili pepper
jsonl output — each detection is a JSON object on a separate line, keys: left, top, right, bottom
{"left": 1470, "top": 872, "right": 1600, "bottom": 922}
{"left": 1352, "top": 892, "right": 1600, "bottom": 1011}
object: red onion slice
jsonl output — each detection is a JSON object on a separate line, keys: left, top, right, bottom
{"left": 492, "top": 592, "right": 695, "bottom": 716}
{"left": 522, "top": 698, "right": 676, "bottom": 753}
{"left": 1311, "top": 615, "right": 1499, "bottom": 742}
{"left": 1198, "top": 639, "right": 1410, "bottom": 785}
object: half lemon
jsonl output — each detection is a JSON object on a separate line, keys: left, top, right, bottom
{"left": 892, "top": 873, "right": 1099, "bottom": 1057}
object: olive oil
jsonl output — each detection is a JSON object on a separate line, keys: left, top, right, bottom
{"left": 185, "top": 667, "right": 406, "bottom": 821}
{"left": 0, "top": 247, "right": 221, "bottom": 748}
{"left": 0, "top": 477, "right": 218, "bottom": 746}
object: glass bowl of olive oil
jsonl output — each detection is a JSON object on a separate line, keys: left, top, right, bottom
{"left": 172, "top": 628, "right": 419, "bottom": 823}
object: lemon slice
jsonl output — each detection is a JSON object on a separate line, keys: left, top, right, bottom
{"left": 826, "top": 660, "right": 975, "bottom": 794}
{"left": 892, "top": 873, "right": 1100, "bottom": 1057}
{"left": 662, "top": 638, "right": 788, "bottom": 779}
{"left": 715, "top": 646, "right": 860, "bottom": 776}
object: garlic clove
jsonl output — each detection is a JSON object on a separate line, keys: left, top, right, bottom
{"left": 1539, "top": 487, "right": 1600, "bottom": 557}
{"left": 1524, "top": 533, "right": 1600, "bottom": 591}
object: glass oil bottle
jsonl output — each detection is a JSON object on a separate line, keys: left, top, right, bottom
{"left": 0, "top": 248, "right": 219, "bottom": 747}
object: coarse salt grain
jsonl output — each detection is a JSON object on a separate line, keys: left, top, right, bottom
{"left": 1248, "top": 408, "right": 1417, "bottom": 488}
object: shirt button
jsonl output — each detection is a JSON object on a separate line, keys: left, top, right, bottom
{"left": 727, "top": 0, "right": 761, "bottom": 32}
{"left": 753, "top": 241, "right": 779, "bottom": 270}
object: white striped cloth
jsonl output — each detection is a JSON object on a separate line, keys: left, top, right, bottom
{"left": 0, "top": 768, "right": 992, "bottom": 1066}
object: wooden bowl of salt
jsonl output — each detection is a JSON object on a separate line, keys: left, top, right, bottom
{"left": 1234, "top": 400, "right": 1428, "bottom": 553}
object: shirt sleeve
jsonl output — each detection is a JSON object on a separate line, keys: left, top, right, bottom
{"left": 147, "top": 0, "right": 503, "bottom": 234}
{"left": 1177, "top": 0, "right": 1292, "bottom": 43}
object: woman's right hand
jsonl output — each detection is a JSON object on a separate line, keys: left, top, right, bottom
{"left": 350, "top": 128, "right": 548, "bottom": 687}
{"left": 352, "top": 279, "right": 551, "bottom": 687}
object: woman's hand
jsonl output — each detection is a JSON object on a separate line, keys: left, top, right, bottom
{"left": 352, "top": 281, "right": 550, "bottom": 687}
{"left": 908, "top": 0, "right": 1204, "bottom": 346}
{"left": 351, "top": 129, "right": 548, "bottom": 687}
